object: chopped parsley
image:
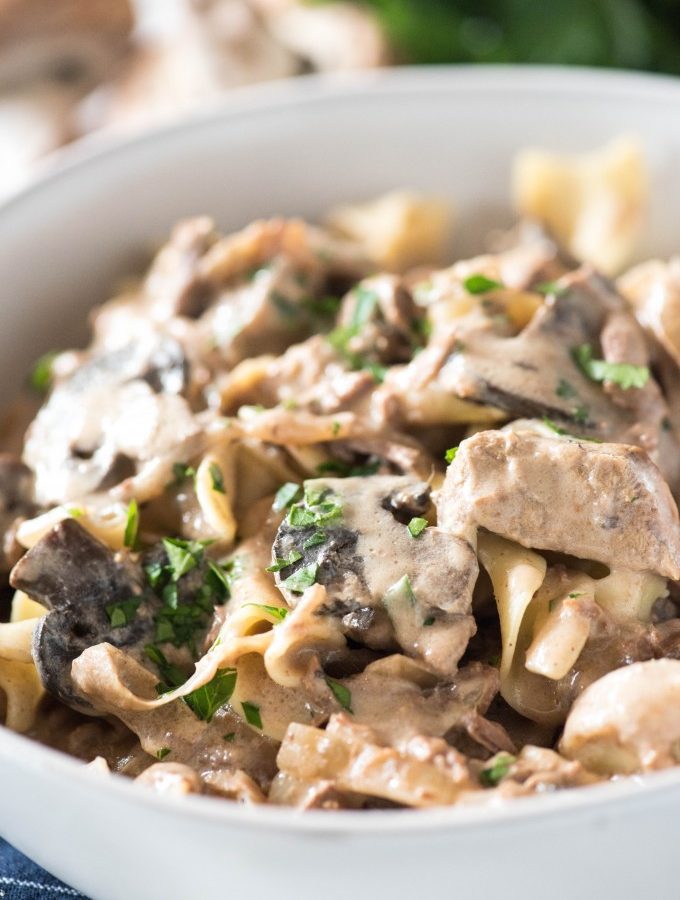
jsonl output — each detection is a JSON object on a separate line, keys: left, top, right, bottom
{"left": 542, "top": 418, "right": 568, "bottom": 436}
{"left": 445, "top": 446, "right": 459, "bottom": 464}
{"left": 479, "top": 753, "right": 516, "bottom": 788}
{"left": 273, "top": 482, "right": 302, "bottom": 512}
{"left": 383, "top": 574, "right": 417, "bottom": 611}
{"left": 145, "top": 645, "right": 187, "bottom": 691}
{"left": 209, "top": 463, "right": 226, "bottom": 494}
{"left": 534, "top": 280, "right": 566, "bottom": 296}
{"left": 662, "top": 416, "right": 672, "bottom": 432}
{"left": 105, "top": 597, "right": 141, "bottom": 629}
{"left": 223, "top": 732, "right": 236, "bottom": 743}
{"left": 155, "top": 747, "right": 171, "bottom": 761}
{"left": 325, "top": 677, "right": 353, "bottom": 713}
{"left": 303, "top": 294, "right": 342, "bottom": 318}
{"left": 282, "top": 563, "right": 318, "bottom": 594}
{"left": 543, "top": 417, "right": 601, "bottom": 442}
{"left": 67, "top": 506, "right": 85, "bottom": 519}
{"left": 351, "top": 285, "right": 380, "bottom": 328}
{"left": 29, "top": 351, "right": 57, "bottom": 393}
{"left": 123, "top": 499, "right": 140, "bottom": 550}
{"left": 423, "top": 616, "right": 436, "bottom": 627}
{"left": 556, "top": 378, "right": 577, "bottom": 400}
{"left": 144, "top": 544, "right": 230, "bottom": 655}
{"left": 287, "top": 486, "right": 342, "bottom": 529}
{"left": 332, "top": 420, "right": 341, "bottom": 437}
{"left": 205, "top": 560, "right": 232, "bottom": 600}
{"left": 244, "top": 603, "right": 289, "bottom": 622}
{"left": 463, "top": 273, "right": 504, "bottom": 295}
{"left": 315, "top": 458, "right": 380, "bottom": 478}
{"left": 303, "top": 530, "right": 327, "bottom": 550}
{"left": 328, "top": 325, "right": 388, "bottom": 383}
{"left": 265, "top": 551, "right": 302, "bottom": 573}
{"left": 241, "top": 701, "right": 262, "bottom": 729}
{"left": 184, "top": 668, "right": 238, "bottom": 723}
{"left": 162, "top": 538, "right": 208, "bottom": 582}
{"left": 407, "top": 516, "right": 428, "bottom": 538}
{"left": 568, "top": 591, "right": 584, "bottom": 599}
{"left": 572, "top": 405, "right": 589, "bottom": 425}
{"left": 172, "top": 462, "right": 196, "bottom": 485}
{"left": 572, "top": 344, "right": 649, "bottom": 390}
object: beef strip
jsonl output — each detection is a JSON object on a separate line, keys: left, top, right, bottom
{"left": 438, "top": 428, "right": 680, "bottom": 579}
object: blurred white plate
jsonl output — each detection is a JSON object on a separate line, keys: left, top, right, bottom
{"left": 1, "top": 67, "right": 680, "bottom": 900}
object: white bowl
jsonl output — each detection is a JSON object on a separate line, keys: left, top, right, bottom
{"left": 2, "top": 67, "right": 680, "bottom": 900}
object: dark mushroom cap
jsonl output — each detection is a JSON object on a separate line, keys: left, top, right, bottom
{"left": 10, "top": 519, "right": 156, "bottom": 712}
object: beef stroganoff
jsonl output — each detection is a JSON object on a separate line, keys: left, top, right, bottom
{"left": 2, "top": 137, "right": 680, "bottom": 809}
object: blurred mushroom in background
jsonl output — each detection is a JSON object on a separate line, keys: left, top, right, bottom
{"left": 0, "top": 0, "right": 133, "bottom": 194}
{"left": 0, "top": 0, "right": 389, "bottom": 198}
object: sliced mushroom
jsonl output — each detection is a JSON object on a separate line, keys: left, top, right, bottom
{"left": 0, "top": 0, "right": 133, "bottom": 89}
{"left": 560, "top": 659, "right": 680, "bottom": 774}
{"left": 437, "top": 428, "right": 680, "bottom": 579}
{"left": 0, "top": 454, "right": 38, "bottom": 574}
{"left": 23, "top": 336, "right": 200, "bottom": 505}
{"left": 9, "top": 519, "right": 155, "bottom": 712}
{"left": 272, "top": 475, "right": 478, "bottom": 675}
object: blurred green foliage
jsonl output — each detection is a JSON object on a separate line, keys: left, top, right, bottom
{"left": 318, "top": 0, "right": 680, "bottom": 72}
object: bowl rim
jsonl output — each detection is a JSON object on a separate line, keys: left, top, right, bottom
{"left": 2, "top": 63, "right": 680, "bottom": 835}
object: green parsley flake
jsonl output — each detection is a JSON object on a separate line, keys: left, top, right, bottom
{"left": 316, "top": 459, "right": 380, "bottom": 478}
{"left": 67, "top": 506, "right": 85, "bottom": 519}
{"left": 155, "top": 747, "right": 171, "bottom": 760}
{"left": 325, "top": 677, "right": 353, "bottom": 713}
{"left": 572, "top": 405, "right": 589, "bottom": 425}
{"left": 223, "top": 732, "right": 236, "bottom": 743}
{"left": 423, "top": 616, "right": 435, "bottom": 627}
{"left": 184, "top": 668, "right": 238, "bottom": 723}
{"left": 351, "top": 285, "right": 380, "bottom": 328}
{"left": 407, "top": 516, "right": 428, "bottom": 538}
{"left": 106, "top": 598, "right": 141, "bottom": 629}
{"left": 162, "top": 537, "right": 206, "bottom": 581}
{"left": 29, "top": 351, "right": 57, "bottom": 393}
{"left": 556, "top": 378, "right": 577, "bottom": 400}
{"left": 244, "top": 603, "right": 289, "bottom": 622}
{"left": 445, "top": 446, "right": 459, "bottom": 464}
{"left": 241, "top": 701, "right": 262, "bottom": 729}
{"left": 463, "top": 273, "right": 504, "bottom": 295}
{"left": 479, "top": 753, "right": 516, "bottom": 788}
{"left": 205, "top": 560, "right": 232, "bottom": 601}
{"left": 265, "top": 551, "right": 302, "bottom": 573}
{"left": 172, "top": 462, "right": 196, "bottom": 485}
{"left": 145, "top": 645, "right": 187, "bottom": 691}
{"left": 534, "top": 280, "right": 565, "bottom": 296}
{"left": 282, "top": 563, "right": 318, "bottom": 594}
{"left": 303, "top": 530, "right": 327, "bottom": 550}
{"left": 331, "top": 420, "right": 341, "bottom": 437}
{"left": 568, "top": 592, "right": 584, "bottom": 599}
{"left": 287, "top": 486, "right": 342, "bottom": 529}
{"left": 542, "top": 417, "right": 568, "bottom": 436}
{"left": 572, "top": 344, "right": 649, "bottom": 390}
{"left": 123, "top": 499, "right": 140, "bottom": 550}
{"left": 209, "top": 463, "right": 226, "bottom": 494}
{"left": 383, "top": 574, "right": 417, "bottom": 612}
{"left": 273, "top": 482, "right": 302, "bottom": 512}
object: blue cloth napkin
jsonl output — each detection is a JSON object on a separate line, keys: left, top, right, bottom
{"left": 0, "top": 839, "right": 87, "bottom": 899}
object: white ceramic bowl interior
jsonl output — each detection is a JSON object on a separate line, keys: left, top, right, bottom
{"left": 1, "top": 67, "right": 680, "bottom": 900}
